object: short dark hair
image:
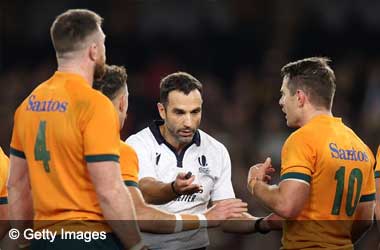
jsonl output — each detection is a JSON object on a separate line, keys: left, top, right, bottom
{"left": 159, "top": 72, "right": 202, "bottom": 106}
{"left": 93, "top": 65, "right": 127, "bottom": 100}
{"left": 281, "top": 57, "right": 336, "bottom": 110}
{"left": 50, "top": 9, "right": 103, "bottom": 55}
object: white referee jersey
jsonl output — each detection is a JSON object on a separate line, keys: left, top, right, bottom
{"left": 126, "top": 120, "right": 235, "bottom": 250}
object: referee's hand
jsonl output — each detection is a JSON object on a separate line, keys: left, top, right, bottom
{"left": 173, "top": 172, "right": 202, "bottom": 195}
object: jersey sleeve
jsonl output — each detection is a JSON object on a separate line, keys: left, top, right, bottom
{"left": 375, "top": 146, "right": 380, "bottom": 179}
{"left": 210, "top": 144, "right": 235, "bottom": 201}
{"left": 120, "top": 142, "right": 139, "bottom": 187}
{"left": 10, "top": 107, "right": 26, "bottom": 159}
{"left": 280, "top": 131, "right": 316, "bottom": 185}
{"left": 0, "top": 149, "right": 9, "bottom": 204}
{"left": 126, "top": 134, "right": 156, "bottom": 180}
{"left": 83, "top": 94, "right": 120, "bottom": 163}
{"left": 360, "top": 148, "right": 376, "bottom": 202}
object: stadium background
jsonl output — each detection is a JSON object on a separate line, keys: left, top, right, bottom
{"left": 1, "top": 1, "right": 379, "bottom": 249}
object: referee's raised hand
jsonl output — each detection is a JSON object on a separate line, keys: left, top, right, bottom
{"left": 172, "top": 172, "right": 202, "bottom": 195}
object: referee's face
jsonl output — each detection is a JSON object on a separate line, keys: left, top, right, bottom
{"left": 160, "top": 89, "right": 202, "bottom": 147}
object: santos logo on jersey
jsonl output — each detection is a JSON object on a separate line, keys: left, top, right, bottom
{"left": 329, "top": 142, "right": 369, "bottom": 162}
{"left": 27, "top": 95, "right": 68, "bottom": 112}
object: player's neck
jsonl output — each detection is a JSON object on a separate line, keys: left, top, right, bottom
{"left": 57, "top": 59, "right": 94, "bottom": 86}
{"left": 300, "top": 108, "right": 332, "bottom": 127}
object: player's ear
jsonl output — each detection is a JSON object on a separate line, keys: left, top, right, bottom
{"left": 296, "top": 89, "right": 306, "bottom": 107}
{"left": 119, "top": 94, "right": 127, "bottom": 113}
{"left": 89, "top": 43, "right": 97, "bottom": 62}
{"left": 157, "top": 102, "right": 166, "bottom": 120}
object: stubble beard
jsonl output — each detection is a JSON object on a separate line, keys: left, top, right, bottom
{"left": 94, "top": 59, "right": 106, "bottom": 80}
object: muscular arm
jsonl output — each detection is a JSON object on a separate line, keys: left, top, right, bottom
{"left": 88, "top": 161, "right": 141, "bottom": 249}
{"left": 139, "top": 174, "right": 201, "bottom": 205}
{"left": 252, "top": 180, "right": 310, "bottom": 219}
{"left": 351, "top": 201, "right": 374, "bottom": 244}
{"left": 217, "top": 199, "right": 284, "bottom": 234}
{"left": 0, "top": 204, "right": 10, "bottom": 240}
{"left": 129, "top": 187, "right": 248, "bottom": 233}
{"left": 128, "top": 186, "right": 198, "bottom": 233}
{"left": 376, "top": 178, "right": 380, "bottom": 233}
{"left": 138, "top": 177, "right": 178, "bottom": 205}
{"left": 8, "top": 156, "right": 33, "bottom": 245}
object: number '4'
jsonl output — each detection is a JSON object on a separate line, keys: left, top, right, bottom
{"left": 34, "top": 121, "right": 51, "bottom": 173}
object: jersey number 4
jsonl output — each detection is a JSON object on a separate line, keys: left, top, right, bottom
{"left": 34, "top": 121, "right": 51, "bottom": 173}
{"left": 331, "top": 166, "right": 362, "bottom": 216}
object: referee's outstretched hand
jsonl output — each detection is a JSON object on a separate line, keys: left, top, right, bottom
{"left": 173, "top": 172, "right": 202, "bottom": 195}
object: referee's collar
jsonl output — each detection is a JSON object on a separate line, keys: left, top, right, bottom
{"left": 149, "top": 120, "right": 201, "bottom": 147}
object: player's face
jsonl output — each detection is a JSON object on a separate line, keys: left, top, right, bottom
{"left": 119, "top": 85, "right": 129, "bottom": 129}
{"left": 160, "top": 90, "right": 202, "bottom": 146}
{"left": 94, "top": 27, "right": 106, "bottom": 80}
{"left": 279, "top": 77, "right": 300, "bottom": 128}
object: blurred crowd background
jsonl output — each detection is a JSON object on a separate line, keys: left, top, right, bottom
{"left": 1, "top": 0, "right": 380, "bottom": 249}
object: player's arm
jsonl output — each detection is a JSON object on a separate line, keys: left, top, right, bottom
{"left": 128, "top": 186, "right": 248, "bottom": 233}
{"left": 213, "top": 198, "right": 257, "bottom": 234}
{"left": 252, "top": 181, "right": 309, "bottom": 219}
{"left": 139, "top": 173, "right": 201, "bottom": 205}
{"left": 352, "top": 151, "right": 377, "bottom": 245}
{"left": 247, "top": 158, "right": 310, "bottom": 219}
{"left": 0, "top": 153, "right": 10, "bottom": 240}
{"left": 0, "top": 203, "right": 9, "bottom": 240}
{"left": 84, "top": 96, "right": 146, "bottom": 249}
{"left": 87, "top": 161, "right": 143, "bottom": 249}
{"left": 351, "top": 200, "right": 374, "bottom": 244}
{"left": 216, "top": 200, "right": 284, "bottom": 234}
{"left": 376, "top": 178, "right": 380, "bottom": 233}
{"left": 8, "top": 155, "right": 33, "bottom": 247}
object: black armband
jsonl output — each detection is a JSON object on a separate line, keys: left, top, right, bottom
{"left": 254, "top": 217, "right": 270, "bottom": 234}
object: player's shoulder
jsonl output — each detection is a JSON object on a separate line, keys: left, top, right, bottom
{"left": 89, "top": 88, "right": 113, "bottom": 105}
{"left": 284, "top": 127, "right": 308, "bottom": 146}
{"left": 0, "top": 147, "right": 8, "bottom": 161}
{"left": 339, "top": 122, "right": 373, "bottom": 156}
{"left": 120, "top": 140, "right": 137, "bottom": 156}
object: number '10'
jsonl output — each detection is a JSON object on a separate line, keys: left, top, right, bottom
{"left": 331, "top": 166, "right": 362, "bottom": 216}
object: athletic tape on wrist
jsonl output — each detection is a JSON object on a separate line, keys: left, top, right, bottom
{"left": 196, "top": 214, "right": 208, "bottom": 228}
{"left": 174, "top": 214, "right": 183, "bottom": 233}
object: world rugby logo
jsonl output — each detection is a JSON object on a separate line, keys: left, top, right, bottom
{"left": 198, "top": 155, "right": 210, "bottom": 174}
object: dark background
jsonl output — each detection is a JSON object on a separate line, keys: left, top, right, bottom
{"left": 0, "top": 1, "right": 379, "bottom": 249}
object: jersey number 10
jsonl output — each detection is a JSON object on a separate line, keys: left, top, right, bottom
{"left": 331, "top": 166, "right": 362, "bottom": 216}
{"left": 34, "top": 121, "right": 51, "bottom": 173}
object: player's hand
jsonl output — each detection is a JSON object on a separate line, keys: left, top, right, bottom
{"left": 173, "top": 172, "right": 202, "bottom": 195}
{"left": 247, "top": 157, "right": 275, "bottom": 194}
{"left": 203, "top": 199, "right": 248, "bottom": 227}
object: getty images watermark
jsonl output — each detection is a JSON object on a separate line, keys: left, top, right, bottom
{"left": 9, "top": 228, "right": 107, "bottom": 243}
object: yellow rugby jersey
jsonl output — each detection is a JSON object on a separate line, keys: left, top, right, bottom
{"left": 10, "top": 72, "right": 120, "bottom": 231}
{"left": 119, "top": 141, "right": 139, "bottom": 187}
{"left": 280, "top": 115, "right": 375, "bottom": 250}
{"left": 375, "top": 146, "right": 380, "bottom": 179}
{"left": 0, "top": 147, "right": 9, "bottom": 204}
